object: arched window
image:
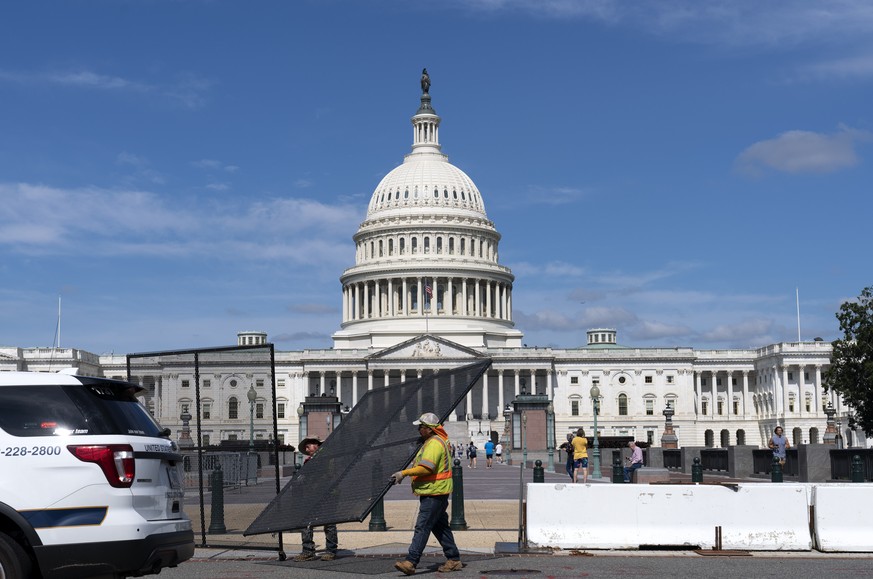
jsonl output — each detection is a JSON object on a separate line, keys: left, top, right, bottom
{"left": 618, "top": 394, "right": 628, "bottom": 416}
{"left": 449, "top": 238, "right": 455, "bottom": 254}
{"left": 704, "top": 429, "right": 714, "bottom": 448}
{"left": 460, "top": 239, "right": 466, "bottom": 255}
{"left": 388, "top": 239, "right": 394, "bottom": 256}
{"left": 400, "top": 238, "right": 406, "bottom": 255}
{"left": 378, "top": 240, "right": 383, "bottom": 257}
{"left": 736, "top": 429, "right": 746, "bottom": 445}
{"left": 809, "top": 427, "right": 819, "bottom": 444}
{"left": 228, "top": 397, "right": 238, "bottom": 420}
{"left": 412, "top": 238, "right": 418, "bottom": 254}
{"left": 720, "top": 429, "right": 730, "bottom": 448}
{"left": 424, "top": 237, "right": 430, "bottom": 254}
{"left": 436, "top": 237, "right": 443, "bottom": 254}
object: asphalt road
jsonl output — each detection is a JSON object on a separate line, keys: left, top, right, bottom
{"left": 158, "top": 552, "right": 873, "bottom": 578}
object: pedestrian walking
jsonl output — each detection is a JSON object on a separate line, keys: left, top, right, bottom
{"left": 390, "top": 413, "right": 463, "bottom": 575}
{"left": 467, "top": 441, "right": 478, "bottom": 468}
{"left": 495, "top": 442, "right": 503, "bottom": 463}
{"left": 484, "top": 439, "right": 495, "bottom": 468}
{"left": 558, "top": 432, "right": 574, "bottom": 480}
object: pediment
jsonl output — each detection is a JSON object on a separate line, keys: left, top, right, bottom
{"left": 368, "top": 334, "right": 484, "bottom": 361}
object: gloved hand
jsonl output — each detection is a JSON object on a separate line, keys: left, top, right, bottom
{"left": 390, "top": 471, "right": 405, "bottom": 485}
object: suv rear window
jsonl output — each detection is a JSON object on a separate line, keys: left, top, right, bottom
{"left": 0, "top": 382, "right": 164, "bottom": 438}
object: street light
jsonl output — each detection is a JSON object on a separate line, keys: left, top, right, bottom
{"left": 546, "top": 401, "right": 555, "bottom": 472}
{"left": 247, "top": 384, "right": 257, "bottom": 453}
{"left": 590, "top": 383, "right": 602, "bottom": 479}
{"left": 517, "top": 411, "right": 527, "bottom": 550}
{"left": 296, "top": 402, "right": 305, "bottom": 442}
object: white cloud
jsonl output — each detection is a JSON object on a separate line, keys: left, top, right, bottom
{"left": 735, "top": 126, "right": 872, "bottom": 176}
{"left": 0, "top": 183, "right": 363, "bottom": 265}
{"left": 524, "top": 185, "right": 588, "bottom": 205}
{"left": 0, "top": 68, "right": 210, "bottom": 109}
{"left": 795, "top": 53, "right": 873, "bottom": 81}
{"left": 453, "top": 0, "right": 873, "bottom": 48}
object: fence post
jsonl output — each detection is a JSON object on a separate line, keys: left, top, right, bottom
{"left": 208, "top": 465, "right": 226, "bottom": 534}
{"left": 368, "top": 498, "right": 387, "bottom": 531}
{"left": 852, "top": 455, "right": 865, "bottom": 483}
{"left": 533, "top": 459, "right": 544, "bottom": 483}
{"left": 450, "top": 458, "right": 468, "bottom": 530}
{"left": 691, "top": 457, "right": 703, "bottom": 483}
{"left": 612, "top": 455, "right": 624, "bottom": 483}
{"left": 771, "top": 456, "right": 783, "bottom": 483}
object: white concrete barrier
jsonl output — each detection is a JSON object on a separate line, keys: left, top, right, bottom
{"left": 526, "top": 483, "right": 811, "bottom": 551}
{"left": 813, "top": 484, "right": 873, "bottom": 552}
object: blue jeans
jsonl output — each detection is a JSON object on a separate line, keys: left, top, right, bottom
{"left": 301, "top": 524, "right": 338, "bottom": 554}
{"left": 624, "top": 462, "right": 642, "bottom": 482}
{"left": 406, "top": 495, "right": 459, "bottom": 566}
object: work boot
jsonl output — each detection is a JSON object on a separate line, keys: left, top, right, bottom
{"left": 320, "top": 552, "right": 336, "bottom": 561}
{"left": 438, "top": 559, "right": 463, "bottom": 572}
{"left": 293, "top": 552, "right": 317, "bottom": 562}
{"left": 394, "top": 560, "right": 416, "bottom": 575}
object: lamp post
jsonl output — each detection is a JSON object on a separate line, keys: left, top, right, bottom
{"left": 590, "top": 384, "right": 602, "bottom": 479}
{"left": 517, "top": 411, "right": 527, "bottom": 550}
{"left": 296, "top": 401, "right": 305, "bottom": 439}
{"left": 546, "top": 401, "right": 555, "bottom": 472}
{"left": 247, "top": 385, "right": 257, "bottom": 453}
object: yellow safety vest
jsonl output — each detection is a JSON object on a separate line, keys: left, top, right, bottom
{"left": 411, "top": 435, "right": 453, "bottom": 496}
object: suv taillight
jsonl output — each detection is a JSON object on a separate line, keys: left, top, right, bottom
{"left": 68, "top": 444, "right": 135, "bottom": 488}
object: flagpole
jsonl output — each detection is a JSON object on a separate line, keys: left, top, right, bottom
{"left": 796, "top": 287, "right": 801, "bottom": 342}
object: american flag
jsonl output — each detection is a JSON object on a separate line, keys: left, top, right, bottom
{"left": 424, "top": 284, "right": 433, "bottom": 298}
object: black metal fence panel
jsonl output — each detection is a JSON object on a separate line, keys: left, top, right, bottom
{"left": 127, "top": 344, "right": 280, "bottom": 549}
{"left": 245, "top": 359, "right": 491, "bottom": 535}
{"left": 663, "top": 449, "right": 681, "bottom": 470}
{"left": 830, "top": 448, "right": 873, "bottom": 481}
{"left": 700, "top": 448, "right": 728, "bottom": 471}
{"left": 752, "top": 448, "right": 799, "bottom": 475}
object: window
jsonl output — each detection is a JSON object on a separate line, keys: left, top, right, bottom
{"left": 644, "top": 376, "right": 653, "bottom": 384}
{"left": 228, "top": 397, "right": 238, "bottom": 419}
{"left": 717, "top": 400, "right": 724, "bottom": 415}
{"left": 702, "top": 400, "right": 709, "bottom": 415}
{"left": 805, "top": 397, "right": 811, "bottom": 412}
{"left": 788, "top": 372, "right": 794, "bottom": 380}
{"left": 277, "top": 379, "right": 285, "bottom": 388}
{"left": 256, "top": 403, "right": 264, "bottom": 419}
{"left": 702, "top": 378, "right": 707, "bottom": 386}
{"left": 570, "top": 376, "right": 578, "bottom": 385}
{"left": 571, "top": 400, "right": 579, "bottom": 416}
{"left": 618, "top": 394, "right": 628, "bottom": 416}
{"left": 716, "top": 378, "right": 722, "bottom": 387}
{"left": 666, "top": 375, "right": 674, "bottom": 384}
{"left": 202, "top": 434, "right": 210, "bottom": 446}
{"left": 618, "top": 376, "right": 626, "bottom": 384}
{"left": 256, "top": 379, "right": 264, "bottom": 388}
{"left": 277, "top": 403, "right": 285, "bottom": 419}
{"left": 788, "top": 397, "right": 795, "bottom": 413}
{"left": 181, "top": 380, "right": 190, "bottom": 388}
{"left": 804, "top": 372, "right": 810, "bottom": 381}
{"left": 202, "top": 403, "right": 211, "bottom": 420}
{"left": 645, "top": 399, "right": 654, "bottom": 415}
{"left": 732, "top": 378, "right": 738, "bottom": 386}
{"left": 733, "top": 400, "right": 739, "bottom": 415}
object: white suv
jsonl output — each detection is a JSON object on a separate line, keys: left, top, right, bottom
{"left": 0, "top": 371, "right": 194, "bottom": 578}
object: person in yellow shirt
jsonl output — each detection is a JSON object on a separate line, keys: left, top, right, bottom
{"left": 571, "top": 427, "right": 589, "bottom": 483}
{"left": 390, "top": 413, "right": 463, "bottom": 575}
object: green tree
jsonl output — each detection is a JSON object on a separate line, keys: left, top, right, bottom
{"left": 825, "top": 286, "right": 873, "bottom": 435}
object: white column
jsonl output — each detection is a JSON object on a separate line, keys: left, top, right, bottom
{"left": 814, "top": 365, "right": 822, "bottom": 417}
{"left": 781, "top": 365, "right": 789, "bottom": 416}
{"left": 497, "top": 370, "right": 504, "bottom": 413}
{"left": 352, "top": 372, "right": 358, "bottom": 406}
{"left": 481, "top": 373, "right": 489, "bottom": 418}
{"left": 402, "top": 278, "right": 408, "bottom": 316}
{"left": 462, "top": 279, "right": 468, "bottom": 316}
{"left": 319, "top": 372, "right": 326, "bottom": 396}
{"left": 447, "top": 277, "right": 453, "bottom": 315}
{"left": 388, "top": 278, "right": 394, "bottom": 317}
{"left": 352, "top": 284, "right": 359, "bottom": 320}
{"left": 514, "top": 371, "right": 520, "bottom": 397}
{"left": 695, "top": 372, "right": 702, "bottom": 417}
{"left": 367, "top": 370, "right": 374, "bottom": 392}
{"left": 485, "top": 280, "right": 492, "bottom": 317}
{"left": 430, "top": 277, "right": 437, "bottom": 315}
{"left": 547, "top": 369, "right": 553, "bottom": 402}
{"left": 742, "top": 371, "right": 750, "bottom": 419}
{"left": 417, "top": 277, "right": 423, "bottom": 315}
{"left": 726, "top": 370, "right": 733, "bottom": 421}
{"left": 474, "top": 280, "right": 481, "bottom": 316}
{"left": 364, "top": 282, "right": 370, "bottom": 319}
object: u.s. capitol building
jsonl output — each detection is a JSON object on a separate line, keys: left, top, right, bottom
{"left": 1, "top": 76, "right": 858, "bottom": 451}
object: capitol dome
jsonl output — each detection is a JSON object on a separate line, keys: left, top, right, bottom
{"left": 333, "top": 71, "right": 522, "bottom": 350}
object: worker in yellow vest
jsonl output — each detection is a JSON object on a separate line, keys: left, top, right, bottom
{"left": 390, "top": 412, "right": 463, "bottom": 575}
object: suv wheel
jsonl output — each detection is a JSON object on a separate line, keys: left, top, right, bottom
{"left": 0, "top": 532, "right": 32, "bottom": 579}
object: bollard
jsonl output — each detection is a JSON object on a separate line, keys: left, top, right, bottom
{"left": 851, "top": 455, "right": 865, "bottom": 483}
{"left": 612, "top": 455, "right": 624, "bottom": 484}
{"left": 533, "top": 459, "right": 544, "bottom": 483}
{"left": 450, "top": 458, "right": 467, "bottom": 530}
{"left": 771, "top": 456, "right": 783, "bottom": 483}
{"left": 208, "top": 465, "right": 226, "bottom": 534}
{"left": 368, "top": 497, "right": 387, "bottom": 531}
{"left": 691, "top": 457, "right": 703, "bottom": 483}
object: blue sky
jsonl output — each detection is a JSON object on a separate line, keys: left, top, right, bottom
{"left": 1, "top": 0, "right": 871, "bottom": 355}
